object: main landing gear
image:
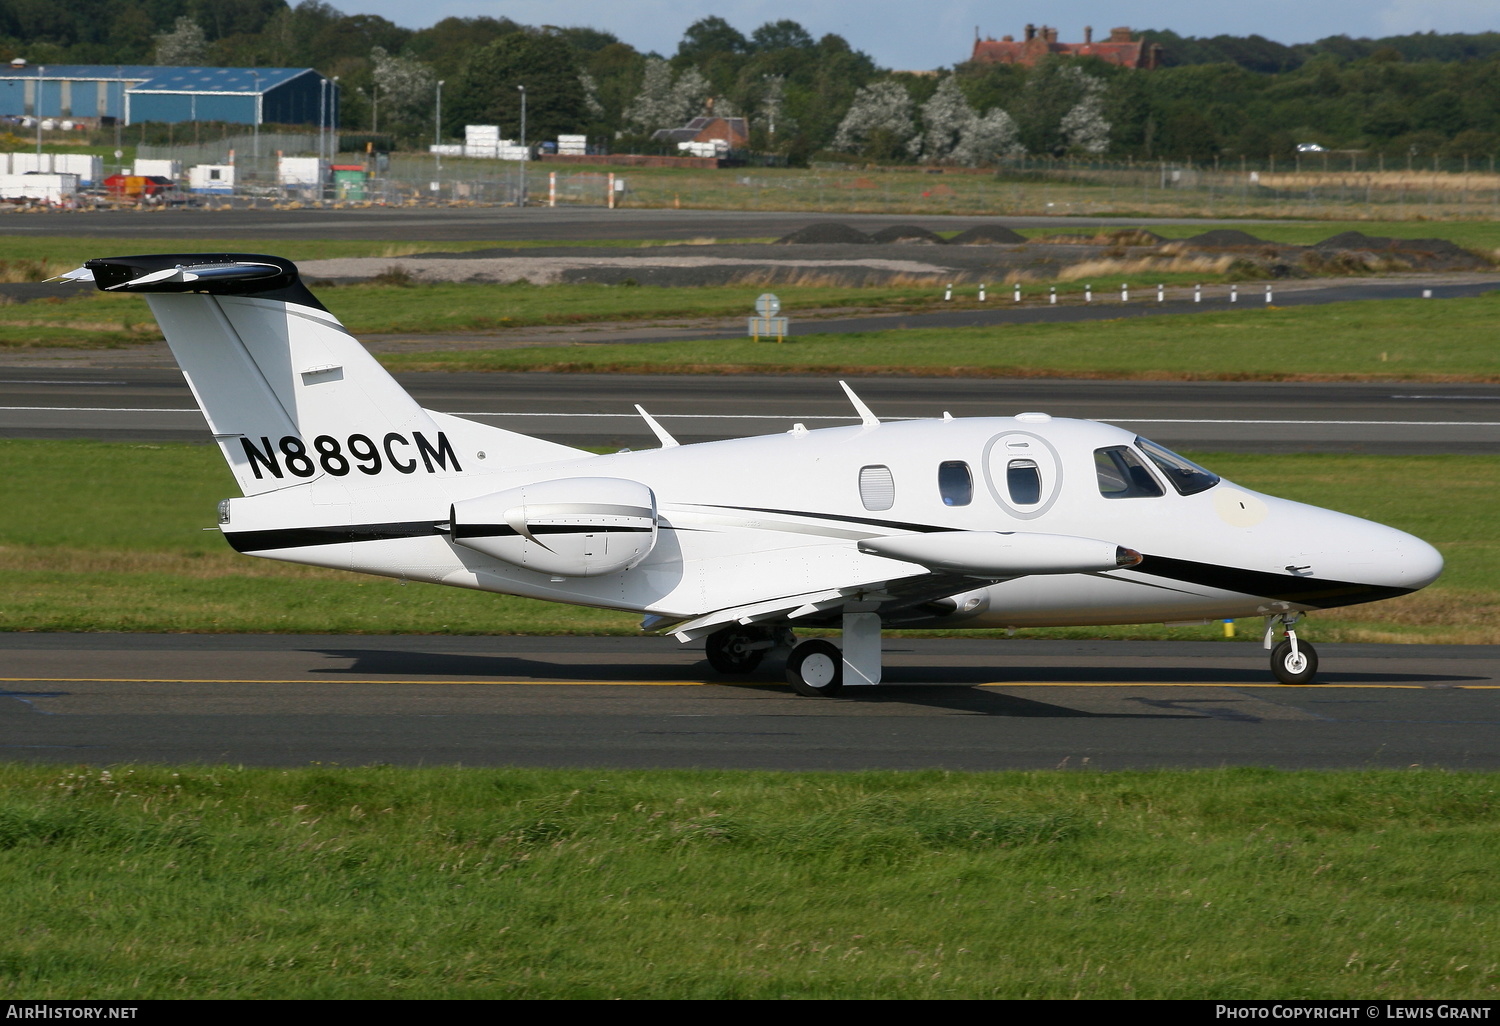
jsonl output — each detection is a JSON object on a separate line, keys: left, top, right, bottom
{"left": 704, "top": 625, "right": 792, "bottom": 674}
{"left": 704, "top": 612, "right": 885, "bottom": 698}
{"left": 1265, "top": 613, "right": 1319, "bottom": 685}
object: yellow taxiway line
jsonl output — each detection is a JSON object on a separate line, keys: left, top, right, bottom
{"left": 1, "top": 677, "right": 1495, "bottom": 689}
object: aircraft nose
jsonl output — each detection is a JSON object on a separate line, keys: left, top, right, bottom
{"left": 1334, "top": 517, "right": 1444, "bottom": 592}
{"left": 1391, "top": 530, "right": 1444, "bottom": 590}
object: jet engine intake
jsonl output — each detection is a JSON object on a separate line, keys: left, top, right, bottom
{"left": 450, "top": 477, "right": 657, "bottom": 578}
{"left": 858, "top": 531, "right": 1138, "bottom": 578}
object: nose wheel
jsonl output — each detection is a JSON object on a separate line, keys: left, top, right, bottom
{"left": 1265, "top": 614, "right": 1319, "bottom": 685}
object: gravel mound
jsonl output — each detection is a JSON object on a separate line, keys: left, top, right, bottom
{"left": 870, "top": 224, "right": 946, "bottom": 244}
{"left": 947, "top": 224, "right": 1026, "bottom": 245}
{"left": 1311, "top": 231, "right": 1489, "bottom": 271}
{"left": 775, "top": 222, "right": 874, "bottom": 245}
{"left": 1183, "top": 229, "right": 1267, "bottom": 247}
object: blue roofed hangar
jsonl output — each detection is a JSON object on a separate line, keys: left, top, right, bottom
{"left": 0, "top": 64, "right": 329, "bottom": 126}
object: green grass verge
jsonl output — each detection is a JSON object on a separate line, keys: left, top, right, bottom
{"left": 377, "top": 291, "right": 1500, "bottom": 382}
{"left": 0, "top": 440, "right": 1492, "bottom": 642}
{"left": 0, "top": 765, "right": 1495, "bottom": 998}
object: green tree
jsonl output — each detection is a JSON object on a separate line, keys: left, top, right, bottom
{"left": 677, "top": 16, "right": 747, "bottom": 59}
{"left": 447, "top": 31, "right": 586, "bottom": 142}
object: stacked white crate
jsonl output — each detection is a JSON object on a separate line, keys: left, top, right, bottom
{"left": 0, "top": 173, "right": 79, "bottom": 202}
{"left": 557, "top": 134, "right": 587, "bottom": 156}
{"left": 465, "top": 125, "right": 500, "bottom": 158}
{"left": 133, "top": 158, "right": 182, "bottom": 180}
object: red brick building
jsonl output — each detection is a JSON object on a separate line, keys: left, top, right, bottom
{"left": 970, "top": 25, "right": 1161, "bottom": 69}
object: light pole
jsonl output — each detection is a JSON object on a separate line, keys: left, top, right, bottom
{"left": 319, "top": 76, "right": 327, "bottom": 164}
{"left": 434, "top": 79, "right": 444, "bottom": 172}
{"left": 34, "top": 62, "right": 44, "bottom": 158}
{"left": 251, "top": 70, "right": 261, "bottom": 162}
{"left": 517, "top": 84, "right": 526, "bottom": 206}
{"left": 331, "top": 76, "right": 339, "bottom": 159}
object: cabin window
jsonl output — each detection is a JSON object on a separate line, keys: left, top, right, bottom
{"left": 1136, "top": 436, "right": 1221, "bottom": 495}
{"left": 1006, "top": 459, "right": 1042, "bottom": 505}
{"left": 859, "top": 465, "right": 895, "bottom": 511}
{"left": 938, "top": 461, "right": 972, "bottom": 506}
{"left": 1095, "top": 447, "right": 1164, "bottom": 498}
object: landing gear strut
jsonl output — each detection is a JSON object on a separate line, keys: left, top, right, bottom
{"left": 1265, "top": 613, "right": 1318, "bottom": 685}
{"left": 704, "top": 625, "right": 784, "bottom": 674}
{"left": 784, "top": 611, "right": 883, "bottom": 698}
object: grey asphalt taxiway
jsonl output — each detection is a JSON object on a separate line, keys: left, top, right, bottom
{"left": 3, "top": 367, "right": 1497, "bottom": 454}
{"left": 3, "top": 634, "right": 1497, "bottom": 770}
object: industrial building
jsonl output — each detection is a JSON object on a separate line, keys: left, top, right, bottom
{"left": 0, "top": 63, "right": 329, "bottom": 126}
{"left": 970, "top": 25, "right": 1162, "bottom": 69}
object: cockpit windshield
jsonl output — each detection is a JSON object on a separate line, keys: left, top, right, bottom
{"left": 1135, "top": 437, "right": 1220, "bottom": 495}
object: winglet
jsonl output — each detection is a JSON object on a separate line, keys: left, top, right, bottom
{"left": 839, "top": 380, "right": 879, "bottom": 427}
{"left": 634, "top": 404, "right": 680, "bottom": 448}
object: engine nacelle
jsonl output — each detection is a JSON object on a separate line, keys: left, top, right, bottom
{"left": 858, "top": 531, "right": 1139, "bottom": 578}
{"left": 451, "top": 477, "right": 657, "bottom": 578}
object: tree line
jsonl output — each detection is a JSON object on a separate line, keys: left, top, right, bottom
{"left": 2, "top": 1, "right": 1497, "bottom": 164}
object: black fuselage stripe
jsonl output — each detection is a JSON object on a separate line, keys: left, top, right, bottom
{"left": 1133, "top": 553, "right": 1413, "bottom": 607}
{"left": 226, "top": 522, "right": 440, "bottom": 553}
{"left": 228, "top": 521, "right": 652, "bottom": 552}
{"left": 225, "top": 522, "right": 1409, "bottom": 609}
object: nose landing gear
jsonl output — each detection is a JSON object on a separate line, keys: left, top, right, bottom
{"left": 1265, "top": 613, "right": 1319, "bottom": 685}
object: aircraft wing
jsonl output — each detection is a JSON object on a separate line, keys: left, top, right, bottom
{"left": 658, "top": 569, "right": 982, "bottom": 641}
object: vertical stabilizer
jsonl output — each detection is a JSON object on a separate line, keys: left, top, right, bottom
{"left": 83, "top": 253, "right": 584, "bottom": 496}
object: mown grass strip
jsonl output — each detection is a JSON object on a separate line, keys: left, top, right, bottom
{"left": 0, "top": 765, "right": 1495, "bottom": 999}
{"left": 378, "top": 292, "right": 1500, "bottom": 382}
{"left": 0, "top": 440, "right": 1492, "bottom": 642}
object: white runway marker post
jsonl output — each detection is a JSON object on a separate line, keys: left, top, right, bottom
{"left": 978, "top": 283, "right": 986, "bottom": 302}
{"left": 944, "top": 283, "right": 952, "bottom": 301}
{"left": 1121, "top": 283, "right": 1129, "bottom": 302}
{"left": 1049, "top": 286, "right": 1056, "bottom": 305}
{"left": 1231, "top": 284, "right": 1238, "bottom": 303}
{"left": 1014, "top": 282, "right": 1021, "bottom": 303}
{"left": 1157, "top": 283, "right": 1164, "bottom": 303}
{"left": 1085, "top": 283, "right": 1092, "bottom": 303}
{"left": 1194, "top": 283, "right": 1201, "bottom": 303}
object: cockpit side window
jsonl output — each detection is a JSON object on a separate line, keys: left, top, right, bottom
{"left": 938, "top": 461, "right": 972, "bottom": 506}
{"left": 1006, "top": 459, "right": 1042, "bottom": 505}
{"left": 1095, "top": 447, "right": 1164, "bottom": 498}
{"left": 1136, "top": 436, "right": 1221, "bottom": 495}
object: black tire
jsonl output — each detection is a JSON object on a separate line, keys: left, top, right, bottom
{"left": 786, "top": 639, "right": 843, "bottom": 697}
{"left": 704, "top": 626, "right": 771, "bottom": 674}
{"left": 1271, "top": 639, "right": 1319, "bottom": 685}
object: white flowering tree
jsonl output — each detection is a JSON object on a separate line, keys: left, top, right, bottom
{"left": 624, "top": 59, "right": 713, "bottom": 133}
{"left": 154, "top": 17, "right": 208, "bottom": 66}
{"left": 951, "top": 108, "right": 1024, "bottom": 165}
{"left": 832, "top": 80, "right": 918, "bottom": 159}
{"left": 371, "top": 47, "right": 436, "bottom": 131}
{"left": 1058, "top": 67, "right": 1110, "bottom": 154}
{"left": 919, "top": 76, "right": 975, "bottom": 162}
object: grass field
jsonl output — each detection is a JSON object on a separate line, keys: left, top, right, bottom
{"left": 0, "top": 440, "right": 1492, "bottom": 643}
{"left": 378, "top": 292, "right": 1500, "bottom": 382}
{"left": 0, "top": 764, "right": 1495, "bottom": 998}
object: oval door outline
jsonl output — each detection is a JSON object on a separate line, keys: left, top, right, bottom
{"left": 982, "top": 430, "right": 1064, "bottom": 520}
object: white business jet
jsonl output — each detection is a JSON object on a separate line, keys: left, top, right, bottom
{"left": 63, "top": 254, "right": 1443, "bottom": 695}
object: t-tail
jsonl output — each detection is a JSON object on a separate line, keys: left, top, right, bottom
{"left": 67, "top": 254, "right": 584, "bottom": 495}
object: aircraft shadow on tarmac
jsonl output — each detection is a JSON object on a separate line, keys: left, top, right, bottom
{"left": 306, "top": 648, "right": 1485, "bottom": 720}
{"left": 309, "top": 647, "right": 1482, "bottom": 686}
